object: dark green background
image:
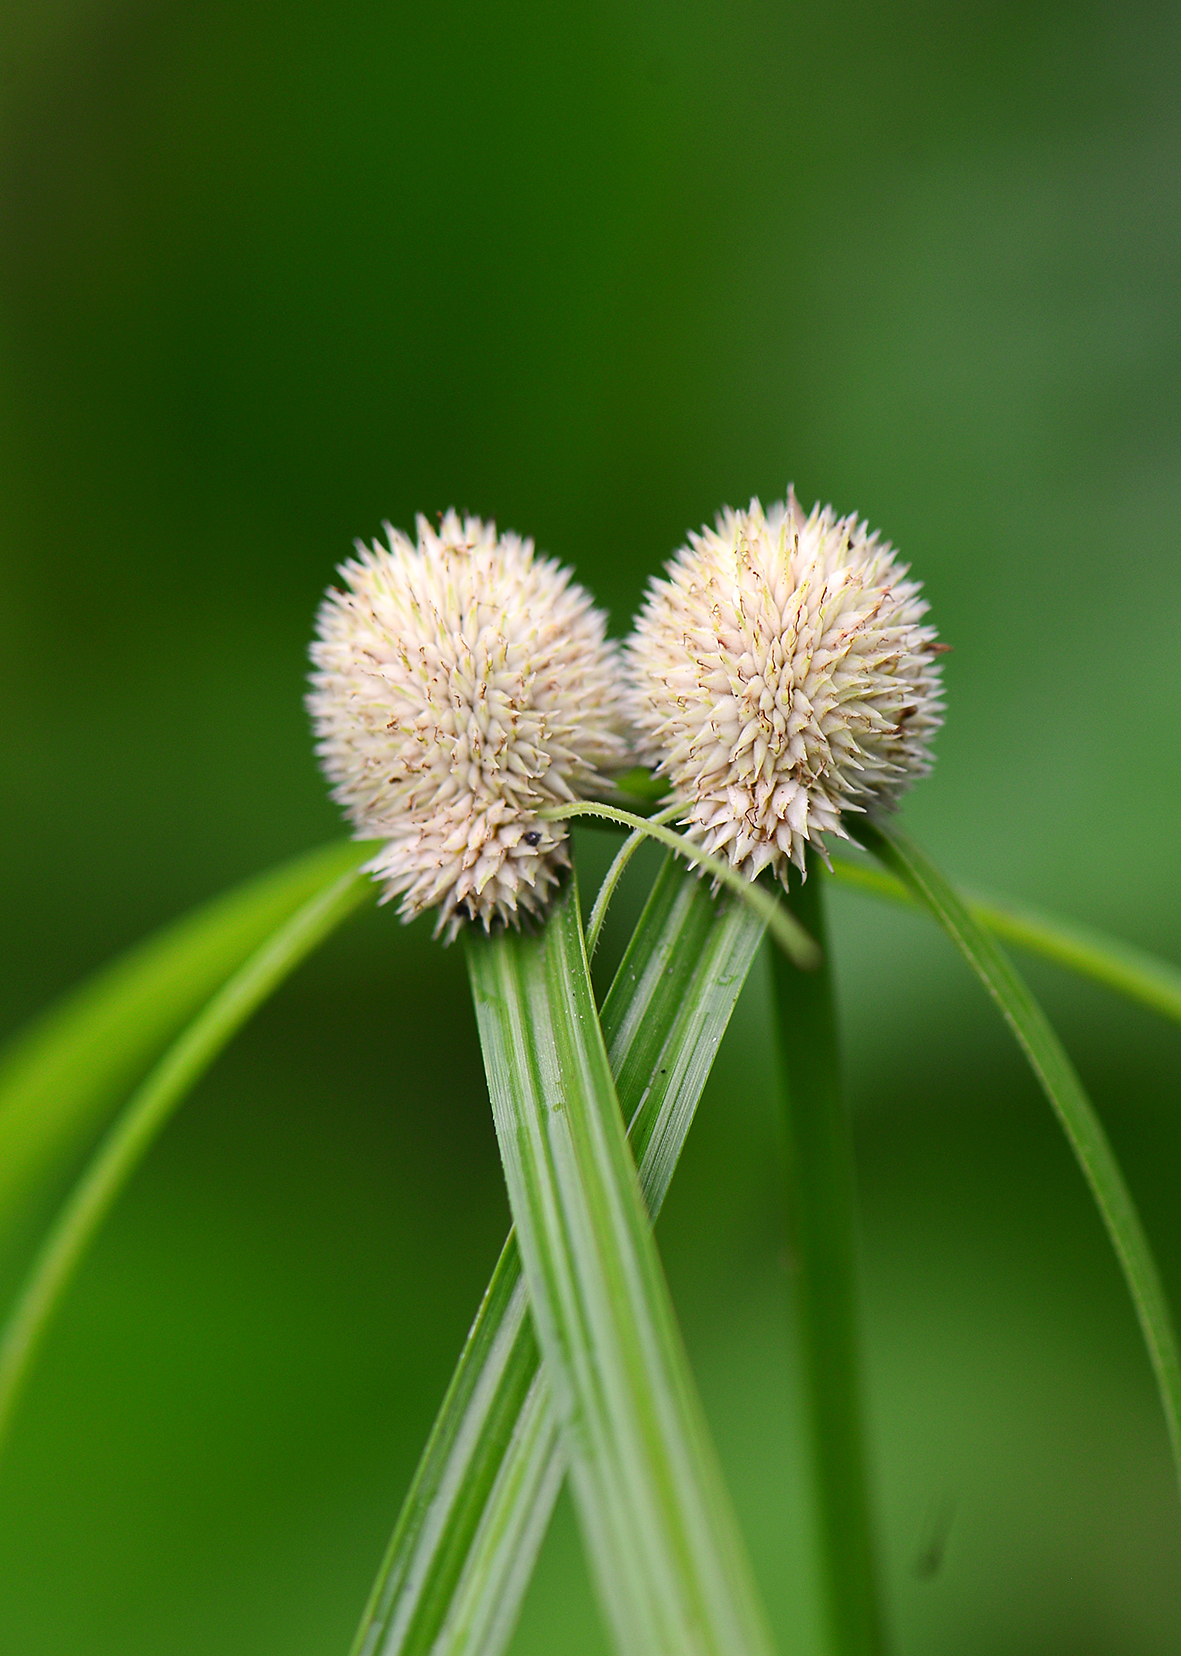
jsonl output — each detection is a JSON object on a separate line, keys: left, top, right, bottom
{"left": 2, "top": 1, "right": 1180, "bottom": 1651}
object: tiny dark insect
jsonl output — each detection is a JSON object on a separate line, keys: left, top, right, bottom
{"left": 523, "top": 831, "right": 542, "bottom": 847}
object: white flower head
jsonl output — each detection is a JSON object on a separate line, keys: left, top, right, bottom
{"left": 626, "top": 492, "right": 945, "bottom": 883}
{"left": 309, "top": 510, "right": 625, "bottom": 938}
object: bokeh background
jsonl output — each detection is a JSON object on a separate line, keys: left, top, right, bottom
{"left": 2, "top": 1, "right": 1180, "bottom": 1651}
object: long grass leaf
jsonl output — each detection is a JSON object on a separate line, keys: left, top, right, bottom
{"left": 826, "top": 855, "right": 1181, "bottom": 1026}
{"left": 859, "top": 822, "right": 1181, "bottom": 1496}
{"left": 0, "top": 839, "right": 371, "bottom": 1249}
{"left": 585, "top": 802, "right": 682, "bottom": 959}
{"left": 771, "top": 865, "right": 887, "bottom": 1656}
{"left": 352, "top": 858, "right": 765, "bottom": 1656}
{"left": 0, "top": 865, "right": 371, "bottom": 1457}
{"left": 540, "top": 799, "right": 820, "bottom": 969}
{"left": 467, "top": 877, "right": 774, "bottom": 1656}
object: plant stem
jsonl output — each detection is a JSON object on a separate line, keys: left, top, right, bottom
{"left": 538, "top": 799, "right": 820, "bottom": 970}
{"left": 771, "top": 861, "right": 887, "bottom": 1656}
{"left": 354, "top": 859, "right": 766, "bottom": 1656}
{"left": 585, "top": 802, "right": 683, "bottom": 959}
{"left": 466, "top": 878, "right": 776, "bottom": 1656}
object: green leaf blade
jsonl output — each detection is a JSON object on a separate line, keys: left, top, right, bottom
{"left": 467, "top": 878, "right": 775, "bottom": 1656}
{"left": 0, "top": 861, "right": 371, "bottom": 1457}
{"left": 860, "top": 821, "right": 1181, "bottom": 1497}
{"left": 354, "top": 858, "right": 766, "bottom": 1656}
{"left": 601, "top": 860, "right": 764, "bottom": 1218}
{"left": 351, "top": 1243, "right": 547, "bottom": 1656}
{"left": 825, "top": 855, "right": 1181, "bottom": 1027}
{"left": 0, "top": 838, "right": 372, "bottom": 1250}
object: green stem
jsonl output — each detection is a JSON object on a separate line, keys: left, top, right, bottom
{"left": 860, "top": 821, "right": 1181, "bottom": 1501}
{"left": 0, "top": 866, "right": 371, "bottom": 1457}
{"left": 585, "top": 802, "right": 682, "bottom": 960}
{"left": 353, "top": 859, "right": 766, "bottom": 1656}
{"left": 466, "top": 879, "right": 775, "bottom": 1656}
{"left": 771, "top": 861, "right": 887, "bottom": 1656}
{"left": 538, "top": 799, "right": 820, "bottom": 970}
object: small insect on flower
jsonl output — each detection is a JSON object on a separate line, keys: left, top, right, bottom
{"left": 309, "top": 511, "right": 625, "bottom": 938}
{"left": 626, "top": 492, "right": 945, "bottom": 884}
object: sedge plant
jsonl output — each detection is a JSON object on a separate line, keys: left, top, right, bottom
{"left": 0, "top": 498, "right": 1178, "bottom": 1656}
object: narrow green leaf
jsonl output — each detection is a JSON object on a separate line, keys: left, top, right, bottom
{"left": 826, "top": 854, "right": 1181, "bottom": 1027}
{"left": 540, "top": 798, "right": 821, "bottom": 970}
{"left": 771, "top": 865, "right": 887, "bottom": 1656}
{"left": 859, "top": 821, "right": 1181, "bottom": 1497}
{"left": 0, "top": 839, "right": 372, "bottom": 1251}
{"left": 352, "top": 857, "right": 767, "bottom": 1656}
{"left": 585, "top": 802, "right": 683, "bottom": 959}
{"left": 466, "top": 878, "right": 775, "bottom": 1656}
{"left": 0, "top": 864, "right": 371, "bottom": 1457}
{"left": 350, "top": 1244, "right": 550, "bottom": 1656}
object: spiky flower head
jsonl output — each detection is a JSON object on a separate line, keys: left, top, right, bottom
{"left": 308, "top": 510, "right": 625, "bottom": 938}
{"left": 626, "top": 492, "right": 944, "bottom": 883}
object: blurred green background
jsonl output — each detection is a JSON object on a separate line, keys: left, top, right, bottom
{"left": 1, "top": 0, "right": 1180, "bottom": 1651}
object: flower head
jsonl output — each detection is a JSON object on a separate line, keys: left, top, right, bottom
{"left": 309, "top": 510, "right": 625, "bottom": 937}
{"left": 626, "top": 492, "right": 944, "bottom": 882}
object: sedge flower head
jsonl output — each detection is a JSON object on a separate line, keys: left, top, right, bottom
{"left": 626, "top": 492, "right": 944, "bottom": 883}
{"left": 309, "top": 510, "right": 625, "bottom": 938}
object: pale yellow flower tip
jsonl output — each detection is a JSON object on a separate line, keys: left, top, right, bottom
{"left": 625, "top": 492, "right": 945, "bottom": 884}
{"left": 308, "top": 510, "right": 626, "bottom": 939}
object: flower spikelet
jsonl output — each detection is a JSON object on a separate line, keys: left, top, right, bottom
{"left": 626, "top": 493, "right": 944, "bottom": 883}
{"left": 309, "top": 510, "right": 625, "bottom": 938}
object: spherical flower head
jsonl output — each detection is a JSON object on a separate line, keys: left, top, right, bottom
{"left": 309, "top": 510, "right": 626, "bottom": 939}
{"left": 626, "top": 493, "right": 944, "bottom": 883}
